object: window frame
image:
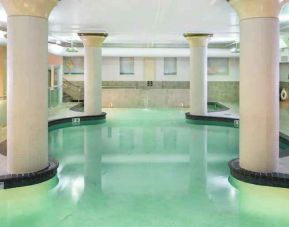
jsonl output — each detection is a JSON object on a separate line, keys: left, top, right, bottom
{"left": 164, "top": 57, "right": 177, "bottom": 76}
{"left": 120, "top": 57, "right": 135, "bottom": 75}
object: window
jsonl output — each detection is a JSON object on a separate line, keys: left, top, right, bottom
{"left": 164, "top": 57, "right": 177, "bottom": 75}
{"left": 63, "top": 57, "right": 84, "bottom": 75}
{"left": 120, "top": 57, "right": 134, "bottom": 75}
{"left": 208, "top": 58, "right": 229, "bottom": 75}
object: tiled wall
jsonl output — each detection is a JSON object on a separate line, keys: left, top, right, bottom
{"left": 208, "top": 82, "right": 239, "bottom": 103}
{"left": 102, "top": 81, "right": 189, "bottom": 89}
{"left": 64, "top": 81, "right": 289, "bottom": 107}
{"left": 65, "top": 81, "right": 240, "bottom": 107}
{"left": 102, "top": 89, "right": 189, "bottom": 108}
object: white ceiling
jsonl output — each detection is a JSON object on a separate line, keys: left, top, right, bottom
{"left": 0, "top": 0, "right": 289, "bottom": 52}
{"left": 0, "top": 0, "right": 240, "bottom": 44}
{"left": 50, "top": 0, "right": 239, "bottom": 44}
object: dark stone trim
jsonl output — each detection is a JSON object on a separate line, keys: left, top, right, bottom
{"left": 229, "top": 159, "right": 289, "bottom": 189}
{"left": 0, "top": 159, "right": 59, "bottom": 189}
{"left": 78, "top": 32, "right": 108, "bottom": 37}
{"left": 183, "top": 33, "right": 213, "bottom": 38}
{"left": 48, "top": 112, "right": 106, "bottom": 127}
{"left": 185, "top": 112, "right": 239, "bottom": 127}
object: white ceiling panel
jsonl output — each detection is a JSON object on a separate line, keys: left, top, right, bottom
{"left": 0, "top": 0, "right": 288, "bottom": 46}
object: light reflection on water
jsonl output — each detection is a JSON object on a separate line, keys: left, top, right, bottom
{"left": 0, "top": 109, "right": 288, "bottom": 227}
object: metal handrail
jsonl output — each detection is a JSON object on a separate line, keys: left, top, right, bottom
{"left": 63, "top": 78, "right": 83, "bottom": 89}
{"left": 49, "top": 85, "right": 62, "bottom": 88}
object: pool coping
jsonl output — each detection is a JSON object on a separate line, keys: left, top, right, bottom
{"left": 186, "top": 112, "right": 289, "bottom": 189}
{"left": 48, "top": 112, "right": 107, "bottom": 126}
{"left": 229, "top": 159, "right": 289, "bottom": 189}
{"left": 0, "top": 113, "right": 107, "bottom": 190}
{"left": 185, "top": 112, "right": 239, "bottom": 127}
{"left": 0, "top": 159, "right": 59, "bottom": 189}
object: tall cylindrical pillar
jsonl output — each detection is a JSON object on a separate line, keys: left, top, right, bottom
{"left": 184, "top": 33, "right": 212, "bottom": 116}
{"left": 78, "top": 33, "right": 107, "bottom": 116}
{"left": 228, "top": 0, "right": 288, "bottom": 172}
{"left": 1, "top": 0, "right": 58, "bottom": 173}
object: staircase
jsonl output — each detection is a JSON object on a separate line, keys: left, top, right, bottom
{"left": 63, "top": 79, "right": 84, "bottom": 102}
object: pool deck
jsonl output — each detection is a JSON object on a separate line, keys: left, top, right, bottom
{"left": 223, "top": 102, "right": 289, "bottom": 174}
{"left": 48, "top": 102, "right": 86, "bottom": 120}
{"left": 0, "top": 102, "right": 289, "bottom": 181}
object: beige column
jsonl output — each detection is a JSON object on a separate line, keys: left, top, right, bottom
{"left": 228, "top": 0, "right": 288, "bottom": 172}
{"left": 184, "top": 34, "right": 212, "bottom": 116}
{"left": 1, "top": 0, "right": 58, "bottom": 173}
{"left": 78, "top": 33, "right": 107, "bottom": 115}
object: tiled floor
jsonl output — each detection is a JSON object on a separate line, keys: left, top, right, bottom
{"left": 48, "top": 102, "right": 85, "bottom": 120}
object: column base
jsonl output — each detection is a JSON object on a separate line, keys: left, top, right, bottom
{"left": 185, "top": 112, "right": 239, "bottom": 127}
{"left": 229, "top": 158, "right": 289, "bottom": 189}
{"left": 0, "top": 159, "right": 58, "bottom": 189}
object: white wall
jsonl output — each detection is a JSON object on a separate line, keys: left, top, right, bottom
{"left": 155, "top": 57, "right": 189, "bottom": 81}
{"left": 63, "top": 56, "right": 288, "bottom": 83}
{"left": 156, "top": 57, "right": 240, "bottom": 82}
{"left": 103, "top": 57, "right": 144, "bottom": 81}
{"left": 207, "top": 58, "right": 240, "bottom": 82}
{"left": 64, "top": 56, "right": 241, "bottom": 82}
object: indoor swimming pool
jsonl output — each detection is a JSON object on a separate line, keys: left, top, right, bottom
{"left": 0, "top": 108, "right": 289, "bottom": 227}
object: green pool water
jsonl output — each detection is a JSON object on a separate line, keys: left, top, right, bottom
{"left": 1, "top": 108, "right": 289, "bottom": 227}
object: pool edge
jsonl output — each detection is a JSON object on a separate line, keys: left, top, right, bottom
{"left": 228, "top": 158, "right": 289, "bottom": 189}
{"left": 186, "top": 112, "right": 289, "bottom": 189}
{"left": 0, "top": 112, "right": 107, "bottom": 190}
{"left": 0, "top": 159, "right": 59, "bottom": 189}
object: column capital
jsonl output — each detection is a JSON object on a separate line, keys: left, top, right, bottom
{"left": 227, "top": 0, "right": 289, "bottom": 20}
{"left": 0, "top": 0, "right": 58, "bottom": 18}
{"left": 183, "top": 33, "right": 213, "bottom": 47}
{"left": 78, "top": 33, "right": 108, "bottom": 47}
